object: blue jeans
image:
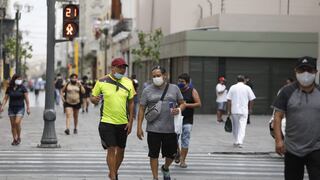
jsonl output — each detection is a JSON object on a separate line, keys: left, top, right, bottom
{"left": 181, "top": 124, "right": 193, "bottom": 148}
{"left": 55, "top": 89, "right": 61, "bottom": 105}
{"left": 8, "top": 106, "right": 25, "bottom": 117}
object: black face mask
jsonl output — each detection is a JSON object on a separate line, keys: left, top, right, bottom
{"left": 70, "top": 80, "right": 77, "bottom": 84}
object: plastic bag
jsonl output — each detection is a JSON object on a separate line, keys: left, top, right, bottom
{"left": 174, "top": 109, "right": 183, "bottom": 134}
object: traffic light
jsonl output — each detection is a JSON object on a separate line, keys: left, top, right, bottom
{"left": 63, "top": 4, "right": 79, "bottom": 39}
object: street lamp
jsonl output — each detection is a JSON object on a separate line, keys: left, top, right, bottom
{"left": 0, "top": 7, "right": 5, "bottom": 63}
{"left": 14, "top": 2, "right": 22, "bottom": 75}
{"left": 0, "top": 7, "right": 5, "bottom": 81}
{"left": 80, "top": 39, "right": 85, "bottom": 77}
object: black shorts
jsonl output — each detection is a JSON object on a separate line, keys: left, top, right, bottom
{"left": 147, "top": 132, "right": 177, "bottom": 159}
{"left": 64, "top": 102, "right": 81, "bottom": 109}
{"left": 98, "top": 122, "right": 128, "bottom": 149}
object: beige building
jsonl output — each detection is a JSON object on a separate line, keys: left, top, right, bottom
{"left": 132, "top": 0, "right": 320, "bottom": 114}
{"left": 137, "top": 0, "right": 320, "bottom": 33}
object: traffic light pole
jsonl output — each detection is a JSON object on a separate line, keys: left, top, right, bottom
{"left": 15, "top": 10, "right": 20, "bottom": 75}
{"left": 38, "top": 0, "right": 60, "bottom": 148}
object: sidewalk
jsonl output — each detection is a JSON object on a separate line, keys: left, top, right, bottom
{"left": 0, "top": 104, "right": 276, "bottom": 154}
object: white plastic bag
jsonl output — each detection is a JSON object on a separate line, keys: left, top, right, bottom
{"left": 174, "top": 109, "right": 183, "bottom": 134}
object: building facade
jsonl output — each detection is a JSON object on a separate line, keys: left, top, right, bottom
{"left": 0, "top": 0, "right": 15, "bottom": 80}
{"left": 132, "top": 0, "right": 320, "bottom": 114}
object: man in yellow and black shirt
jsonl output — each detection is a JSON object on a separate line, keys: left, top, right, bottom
{"left": 91, "top": 58, "right": 135, "bottom": 180}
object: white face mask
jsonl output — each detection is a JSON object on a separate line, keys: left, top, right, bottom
{"left": 15, "top": 79, "right": 23, "bottom": 85}
{"left": 296, "top": 72, "right": 316, "bottom": 87}
{"left": 152, "top": 77, "right": 164, "bottom": 86}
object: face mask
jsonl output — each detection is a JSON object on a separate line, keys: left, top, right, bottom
{"left": 15, "top": 79, "right": 23, "bottom": 85}
{"left": 153, "top": 77, "right": 164, "bottom": 86}
{"left": 296, "top": 72, "right": 316, "bottom": 87}
{"left": 114, "top": 73, "right": 124, "bottom": 80}
{"left": 177, "top": 83, "right": 185, "bottom": 89}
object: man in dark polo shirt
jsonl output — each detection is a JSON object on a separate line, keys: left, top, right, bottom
{"left": 273, "top": 56, "right": 320, "bottom": 180}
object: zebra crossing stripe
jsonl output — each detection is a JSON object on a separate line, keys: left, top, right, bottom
{"left": 0, "top": 150, "right": 286, "bottom": 178}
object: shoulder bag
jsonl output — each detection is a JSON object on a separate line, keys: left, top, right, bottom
{"left": 145, "top": 83, "right": 169, "bottom": 122}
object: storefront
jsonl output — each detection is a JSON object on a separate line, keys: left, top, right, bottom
{"left": 133, "top": 31, "right": 318, "bottom": 114}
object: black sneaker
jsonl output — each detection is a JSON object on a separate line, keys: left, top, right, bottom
{"left": 174, "top": 152, "right": 180, "bottom": 164}
{"left": 64, "top": 129, "right": 70, "bottom": 135}
{"left": 74, "top": 129, "right": 78, "bottom": 134}
{"left": 161, "top": 165, "right": 171, "bottom": 180}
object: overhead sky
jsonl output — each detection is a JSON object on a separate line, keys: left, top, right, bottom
{"left": 9, "top": 0, "right": 47, "bottom": 60}
{"left": 9, "top": 0, "right": 65, "bottom": 62}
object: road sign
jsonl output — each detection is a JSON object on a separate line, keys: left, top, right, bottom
{"left": 62, "top": 4, "right": 79, "bottom": 38}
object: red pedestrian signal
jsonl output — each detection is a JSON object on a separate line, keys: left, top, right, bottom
{"left": 63, "top": 4, "right": 79, "bottom": 39}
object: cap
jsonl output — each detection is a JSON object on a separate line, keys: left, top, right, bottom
{"left": 295, "top": 56, "right": 317, "bottom": 69}
{"left": 111, "top": 58, "right": 128, "bottom": 67}
{"left": 218, "top": 77, "right": 225, "bottom": 81}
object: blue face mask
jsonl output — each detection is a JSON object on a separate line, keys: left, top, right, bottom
{"left": 114, "top": 73, "right": 124, "bottom": 80}
{"left": 177, "top": 83, "right": 185, "bottom": 89}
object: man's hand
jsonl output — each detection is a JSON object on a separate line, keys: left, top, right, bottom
{"left": 275, "top": 140, "right": 286, "bottom": 156}
{"left": 137, "top": 128, "right": 144, "bottom": 140}
{"left": 171, "top": 108, "right": 180, "bottom": 116}
{"left": 125, "top": 123, "right": 133, "bottom": 135}
{"left": 90, "top": 96, "right": 100, "bottom": 105}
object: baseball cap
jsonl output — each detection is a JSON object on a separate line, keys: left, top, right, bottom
{"left": 111, "top": 58, "right": 128, "bottom": 67}
{"left": 295, "top": 56, "right": 317, "bottom": 69}
{"left": 218, "top": 77, "right": 225, "bottom": 81}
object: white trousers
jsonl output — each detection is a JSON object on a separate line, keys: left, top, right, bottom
{"left": 231, "top": 114, "right": 248, "bottom": 144}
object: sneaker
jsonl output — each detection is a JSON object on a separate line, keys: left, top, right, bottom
{"left": 238, "top": 144, "right": 243, "bottom": 148}
{"left": 233, "top": 143, "right": 239, "bottom": 148}
{"left": 64, "top": 129, "right": 70, "bottom": 135}
{"left": 174, "top": 152, "right": 180, "bottom": 164}
{"left": 161, "top": 165, "right": 171, "bottom": 180}
{"left": 217, "top": 119, "right": 224, "bottom": 123}
{"left": 73, "top": 129, "right": 78, "bottom": 134}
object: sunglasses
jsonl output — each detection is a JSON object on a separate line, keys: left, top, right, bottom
{"left": 296, "top": 67, "right": 316, "bottom": 73}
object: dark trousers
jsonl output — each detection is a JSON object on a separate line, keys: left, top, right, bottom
{"left": 285, "top": 150, "right": 320, "bottom": 180}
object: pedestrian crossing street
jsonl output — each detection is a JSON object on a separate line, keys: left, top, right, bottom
{"left": 0, "top": 150, "right": 287, "bottom": 180}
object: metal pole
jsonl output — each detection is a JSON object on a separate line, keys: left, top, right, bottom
{"left": 221, "top": 0, "right": 224, "bottom": 14}
{"left": 38, "top": 0, "right": 60, "bottom": 148}
{"left": 287, "top": 0, "right": 290, "bottom": 15}
{"left": 80, "top": 40, "right": 84, "bottom": 77}
{"left": 207, "top": 0, "right": 213, "bottom": 16}
{"left": 198, "top": 5, "right": 203, "bottom": 19}
{"left": 23, "top": 57, "right": 26, "bottom": 77}
{"left": 0, "top": 8, "right": 3, "bottom": 69}
{"left": 278, "top": 0, "right": 281, "bottom": 14}
{"left": 15, "top": 10, "right": 20, "bottom": 75}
